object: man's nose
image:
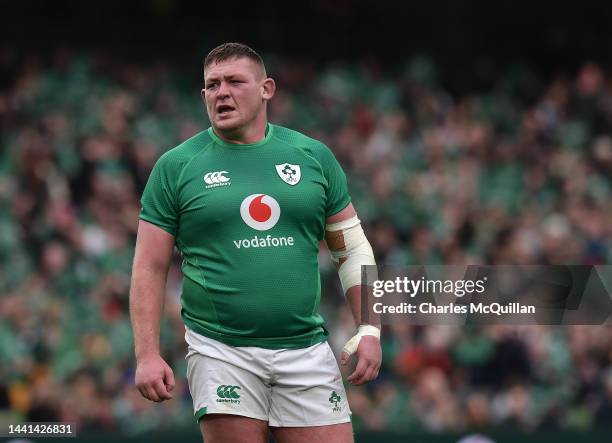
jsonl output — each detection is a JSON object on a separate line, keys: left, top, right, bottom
{"left": 217, "top": 81, "right": 230, "bottom": 97}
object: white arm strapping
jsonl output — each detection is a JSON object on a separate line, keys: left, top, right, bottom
{"left": 342, "top": 324, "right": 380, "bottom": 356}
{"left": 325, "top": 215, "right": 376, "bottom": 294}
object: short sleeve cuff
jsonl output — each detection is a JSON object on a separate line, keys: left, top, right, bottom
{"left": 326, "top": 195, "right": 352, "bottom": 218}
{"left": 139, "top": 214, "right": 177, "bottom": 237}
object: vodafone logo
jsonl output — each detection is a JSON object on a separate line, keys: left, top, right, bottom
{"left": 240, "top": 194, "right": 281, "bottom": 231}
{"left": 235, "top": 195, "right": 293, "bottom": 248}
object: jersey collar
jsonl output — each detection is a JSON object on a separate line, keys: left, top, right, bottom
{"left": 208, "top": 123, "right": 274, "bottom": 149}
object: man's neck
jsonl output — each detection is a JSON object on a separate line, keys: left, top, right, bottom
{"left": 214, "top": 121, "right": 268, "bottom": 145}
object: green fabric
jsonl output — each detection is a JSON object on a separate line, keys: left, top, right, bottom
{"left": 140, "top": 124, "right": 351, "bottom": 349}
{"left": 194, "top": 407, "right": 208, "bottom": 423}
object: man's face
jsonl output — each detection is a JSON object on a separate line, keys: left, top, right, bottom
{"left": 203, "top": 57, "right": 269, "bottom": 134}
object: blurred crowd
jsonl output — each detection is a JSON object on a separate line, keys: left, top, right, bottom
{"left": 0, "top": 48, "right": 611, "bottom": 434}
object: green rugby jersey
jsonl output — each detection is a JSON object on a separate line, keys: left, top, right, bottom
{"left": 140, "top": 123, "right": 351, "bottom": 349}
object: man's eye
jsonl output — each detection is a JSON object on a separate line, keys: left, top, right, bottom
{"left": 206, "top": 84, "right": 218, "bottom": 90}
{"left": 230, "top": 80, "right": 242, "bottom": 84}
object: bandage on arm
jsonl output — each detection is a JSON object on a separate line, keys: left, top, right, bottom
{"left": 325, "top": 215, "right": 380, "bottom": 354}
{"left": 325, "top": 215, "right": 377, "bottom": 294}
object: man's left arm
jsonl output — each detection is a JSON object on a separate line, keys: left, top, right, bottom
{"left": 325, "top": 203, "right": 382, "bottom": 385}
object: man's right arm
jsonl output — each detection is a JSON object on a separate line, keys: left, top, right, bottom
{"left": 129, "top": 219, "right": 176, "bottom": 402}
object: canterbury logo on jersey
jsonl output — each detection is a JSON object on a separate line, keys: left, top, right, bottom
{"left": 216, "top": 385, "right": 241, "bottom": 404}
{"left": 204, "top": 171, "right": 231, "bottom": 188}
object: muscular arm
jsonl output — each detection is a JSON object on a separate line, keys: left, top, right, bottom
{"left": 129, "top": 219, "right": 176, "bottom": 401}
{"left": 325, "top": 203, "right": 381, "bottom": 385}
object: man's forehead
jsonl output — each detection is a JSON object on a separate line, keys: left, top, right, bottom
{"left": 204, "top": 57, "right": 262, "bottom": 79}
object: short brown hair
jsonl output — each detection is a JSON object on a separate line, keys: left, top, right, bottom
{"left": 203, "top": 42, "right": 266, "bottom": 74}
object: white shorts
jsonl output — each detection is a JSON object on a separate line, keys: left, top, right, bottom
{"left": 185, "top": 328, "right": 352, "bottom": 427}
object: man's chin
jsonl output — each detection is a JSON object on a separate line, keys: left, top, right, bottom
{"left": 214, "top": 117, "right": 240, "bottom": 131}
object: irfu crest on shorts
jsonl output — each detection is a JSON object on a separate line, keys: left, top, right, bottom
{"left": 275, "top": 163, "right": 301, "bottom": 185}
{"left": 329, "top": 390, "right": 342, "bottom": 412}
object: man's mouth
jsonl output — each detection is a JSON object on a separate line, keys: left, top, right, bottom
{"left": 217, "top": 105, "right": 235, "bottom": 115}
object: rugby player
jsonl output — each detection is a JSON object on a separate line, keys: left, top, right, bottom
{"left": 130, "top": 42, "right": 381, "bottom": 443}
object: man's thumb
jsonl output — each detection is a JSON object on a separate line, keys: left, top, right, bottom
{"left": 341, "top": 351, "right": 350, "bottom": 366}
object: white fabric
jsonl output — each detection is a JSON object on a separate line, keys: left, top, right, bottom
{"left": 185, "top": 328, "right": 351, "bottom": 427}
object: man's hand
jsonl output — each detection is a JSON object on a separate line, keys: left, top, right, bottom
{"left": 135, "top": 354, "right": 176, "bottom": 402}
{"left": 341, "top": 335, "right": 382, "bottom": 385}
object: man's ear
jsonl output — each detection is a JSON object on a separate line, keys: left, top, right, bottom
{"left": 261, "top": 78, "right": 276, "bottom": 101}
{"left": 200, "top": 88, "right": 206, "bottom": 101}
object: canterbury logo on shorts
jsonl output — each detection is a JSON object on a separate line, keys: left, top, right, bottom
{"left": 216, "top": 385, "right": 241, "bottom": 399}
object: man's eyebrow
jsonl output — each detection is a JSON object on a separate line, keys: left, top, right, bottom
{"left": 205, "top": 73, "right": 247, "bottom": 82}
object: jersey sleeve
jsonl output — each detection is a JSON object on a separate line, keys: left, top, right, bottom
{"left": 139, "top": 152, "right": 179, "bottom": 237}
{"left": 318, "top": 144, "right": 351, "bottom": 217}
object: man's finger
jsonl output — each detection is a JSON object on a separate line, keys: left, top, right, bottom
{"left": 352, "top": 364, "right": 376, "bottom": 385}
{"left": 145, "top": 385, "right": 161, "bottom": 402}
{"left": 353, "top": 358, "right": 381, "bottom": 385}
{"left": 137, "top": 385, "right": 149, "bottom": 400}
{"left": 347, "top": 357, "right": 368, "bottom": 383}
{"left": 153, "top": 378, "right": 172, "bottom": 400}
{"left": 364, "top": 365, "right": 378, "bottom": 383}
{"left": 164, "top": 366, "right": 176, "bottom": 392}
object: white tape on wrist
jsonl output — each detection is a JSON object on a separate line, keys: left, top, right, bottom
{"left": 342, "top": 325, "right": 380, "bottom": 356}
